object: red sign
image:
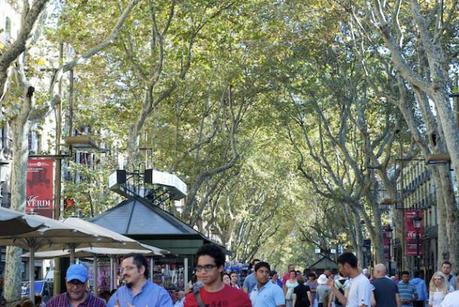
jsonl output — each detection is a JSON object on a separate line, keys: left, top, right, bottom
{"left": 26, "top": 158, "right": 55, "bottom": 218}
{"left": 404, "top": 209, "right": 424, "bottom": 256}
{"left": 383, "top": 231, "right": 391, "bottom": 260}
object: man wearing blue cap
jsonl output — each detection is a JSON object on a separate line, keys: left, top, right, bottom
{"left": 46, "top": 263, "right": 106, "bottom": 307}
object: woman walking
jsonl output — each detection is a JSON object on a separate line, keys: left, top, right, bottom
{"left": 292, "top": 275, "right": 313, "bottom": 307}
{"left": 284, "top": 270, "right": 299, "bottom": 307}
{"left": 315, "top": 274, "right": 330, "bottom": 307}
{"left": 428, "top": 272, "right": 452, "bottom": 307}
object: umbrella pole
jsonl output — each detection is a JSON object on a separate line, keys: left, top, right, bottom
{"left": 110, "top": 256, "right": 114, "bottom": 290}
{"left": 149, "top": 257, "right": 154, "bottom": 282}
{"left": 29, "top": 247, "right": 35, "bottom": 301}
{"left": 93, "top": 256, "right": 97, "bottom": 294}
{"left": 69, "top": 247, "right": 76, "bottom": 264}
{"left": 184, "top": 257, "right": 189, "bottom": 290}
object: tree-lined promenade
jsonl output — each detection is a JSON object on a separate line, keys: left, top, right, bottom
{"left": 0, "top": 0, "right": 458, "bottom": 304}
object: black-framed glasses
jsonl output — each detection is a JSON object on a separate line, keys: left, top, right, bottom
{"left": 195, "top": 264, "right": 217, "bottom": 272}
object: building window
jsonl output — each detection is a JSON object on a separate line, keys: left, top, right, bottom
{"left": 28, "top": 130, "right": 41, "bottom": 154}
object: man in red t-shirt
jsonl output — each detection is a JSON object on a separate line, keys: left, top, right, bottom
{"left": 185, "top": 244, "right": 251, "bottom": 307}
{"left": 282, "top": 264, "right": 295, "bottom": 285}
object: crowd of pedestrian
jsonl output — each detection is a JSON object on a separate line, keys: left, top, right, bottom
{"left": 11, "top": 245, "right": 459, "bottom": 307}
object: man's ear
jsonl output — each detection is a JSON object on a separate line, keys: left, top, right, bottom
{"left": 218, "top": 265, "right": 224, "bottom": 273}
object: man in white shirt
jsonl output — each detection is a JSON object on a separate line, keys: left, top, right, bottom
{"left": 441, "top": 275, "right": 459, "bottom": 307}
{"left": 327, "top": 252, "right": 372, "bottom": 307}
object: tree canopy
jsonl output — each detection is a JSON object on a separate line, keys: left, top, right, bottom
{"left": 1, "top": 1, "right": 459, "bottom": 300}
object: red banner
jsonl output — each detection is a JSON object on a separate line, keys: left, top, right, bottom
{"left": 26, "top": 158, "right": 55, "bottom": 218}
{"left": 404, "top": 209, "right": 424, "bottom": 256}
{"left": 383, "top": 231, "right": 391, "bottom": 260}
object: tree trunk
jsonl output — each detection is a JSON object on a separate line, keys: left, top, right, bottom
{"left": 3, "top": 87, "right": 32, "bottom": 304}
{"left": 394, "top": 208, "right": 408, "bottom": 270}
{"left": 371, "top": 206, "right": 385, "bottom": 264}
{"left": 430, "top": 90, "right": 459, "bottom": 189}
{"left": 431, "top": 168, "right": 449, "bottom": 269}
{"left": 350, "top": 207, "right": 364, "bottom": 266}
{"left": 435, "top": 165, "right": 459, "bottom": 267}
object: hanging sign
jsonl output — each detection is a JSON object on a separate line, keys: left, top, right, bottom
{"left": 26, "top": 158, "right": 55, "bottom": 218}
{"left": 404, "top": 209, "right": 424, "bottom": 256}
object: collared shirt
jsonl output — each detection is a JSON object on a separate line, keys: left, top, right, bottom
{"left": 107, "top": 280, "right": 173, "bottom": 307}
{"left": 250, "top": 280, "right": 285, "bottom": 307}
{"left": 243, "top": 272, "right": 257, "bottom": 293}
{"left": 272, "top": 278, "right": 283, "bottom": 288}
{"left": 46, "top": 291, "right": 106, "bottom": 307}
{"left": 446, "top": 274, "right": 456, "bottom": 291}
{"left": 398, "top": 281, "right": 417, "bottom": 307}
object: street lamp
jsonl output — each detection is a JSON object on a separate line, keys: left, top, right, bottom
{"left": 425, "top": 153, "right": 451, "bottom": 165}
{"left": 413, "top": 211, "right": 423, "bottom": 272}
{"left": 384, "top": 225, "right": 393, "bottom": 275}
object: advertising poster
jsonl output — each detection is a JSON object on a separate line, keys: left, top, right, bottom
{"left": 404, "top": 209, "right": 424, "bottom": 256}
{"left": 383, "top": 231, "right": 391, "bottom": 260}
{"left": 97, "top": 261, "right": 111, "bottom": 292}
{"left": 26, "top": 158, "right": 54, "bottom": 218}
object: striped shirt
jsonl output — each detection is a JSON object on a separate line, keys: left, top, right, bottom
{"left": 398, "top": 281, "right": 417, "bottom": 307}
{"left": 46, "top": 292, "right": 106, "bottom": 307}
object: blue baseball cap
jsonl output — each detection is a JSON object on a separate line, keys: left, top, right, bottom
{"left": 66, "top": 264, "right": 88, "bottom": 283}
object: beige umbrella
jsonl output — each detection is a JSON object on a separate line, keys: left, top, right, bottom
{"left": 23, "top": 243, "right": 168, "bottom": 292}
{"left": 60, "top": 217, "right": 154, "bottom": 252}
{"left": 0, "top": 206, "right": 43, "bottom": 235}
{"left": 59, "top": 218, "right": 172, "bottom": 291}
{"left": 0, "top": 214, "right": 120, "bottom": 300}
{"left": 23, "top": 243, "right": 167, "bottom": 258}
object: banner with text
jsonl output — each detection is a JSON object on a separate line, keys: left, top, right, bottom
{"left": 383, "top": 231, "right": 391, "bottom": 260}
{"left": 26, "top": 158, "right": 55, "bottom": 218}
{"left": 404, "top": 209, "right": 424, "bottom": 256}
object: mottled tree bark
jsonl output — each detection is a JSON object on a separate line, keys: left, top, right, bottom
{"left": 3, "top": 84, "right": 32, "bottom": 304}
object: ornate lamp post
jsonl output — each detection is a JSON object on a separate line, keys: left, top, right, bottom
{"left": 385, "top": 225, "right": 393, "bottom": 275}
{"left": 413, "top": 211, "right": 423, "bottom": 272}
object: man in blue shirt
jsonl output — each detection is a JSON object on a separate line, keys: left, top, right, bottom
{"left": 271, "top": 270, "right": 283, "bottom": 288}
{"left": 108, "top": 253, "right": 173, "bottom": 307}
{"left": 398, "top": 271, "right": 417, "bottom": 307}
{"left": 243, "top": 258, "right": 260, "bottom": 294}
{"left": 441, "top": 261, "right": 457, "bottom": 291}
{"left": 250, "top": 261, "right": 285, "bottom": 307}
{"left": 410, "top": 271, "right": 427, "bottom": 307}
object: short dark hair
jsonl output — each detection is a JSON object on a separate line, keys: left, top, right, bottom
{"left": 251, "top": 258, "right": 261, "bottom": 265}
{"left": 337, "top": 252, "right": 358, "bottom": 268}
{"left": 254, "top": 261, "right": 271, "bottom": 272}
{"left": 442, "top": 261, "right": 452, "bottom": 267}
{"left": 196, "top": 243, "right": 225, "bottom": 268}
{"left": 401, "top": 271, "right": 410, "bottom": 276}
{"left": 307, "top": 272, "right": 317, "bottom": 278}
{"left": 123, "top": 253, "right": 149, "bottom": 278}
{"left": 414, "top": 270, "right": 422, "bottom": 278}
{"left": 271, "top": 270, "right": 278, "bottom": 276}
